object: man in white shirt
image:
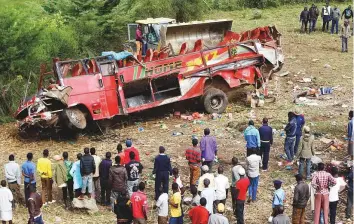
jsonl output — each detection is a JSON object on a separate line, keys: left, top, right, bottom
{"left": 208, "top": 203, "right": 229, "bottom": 224}
{"left": 198, "top": 165, "right": 215, "bottom": 193}
{"left": 90, "top": 148, "right": 102, "bottom": 203}
{"left": 4, "top": 155, "right": 24, "bottom": 207}
{"left": 214, "top": 166, "right": 230, "bottom": 207}
{"left": 231, "top": 157, "right": 242, "bottom": 212}
{"left": 246, "top": 149, "right": 262, "bottom": 203}
{"left": 329, "top": 167, "right": 347, "bottom": 224}
{"left": 201, "top": 178, "right": 216, "bottom": 214}
{"left": 155, "top": 186, "right": 168, "bottom": 224}
{"left": 0, "top": 180, "right": 14, "bottom": 224}
{"left": 321, "top": 2, "right": 331, "bottom": 32}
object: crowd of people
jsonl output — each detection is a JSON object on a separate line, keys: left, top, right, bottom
{"left": 0, "top": 110, "right": 353, "bottom": 224}
{"left": 299, "top": 3, "right": 353, "bottom": 52}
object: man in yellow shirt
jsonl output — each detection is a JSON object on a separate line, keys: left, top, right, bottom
{"left": 169, "top": 183, "right": 182, "bottom": 224}
{"left": 37, "top": 149, "right": 54, "bottom": 205}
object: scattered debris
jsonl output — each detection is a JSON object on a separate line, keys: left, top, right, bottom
{"left": 324, "top": 64, "right": 331, "bottom": 68}
{"left": 72, "top": 198, "right": 99, "bottom": 213}
{"left": 342, "top": 104, "right": 348, "bottom": 108}
{"left": 287, "top": 81, "right": 294, "bottom": 85}
{"left": 312, "top": 59, "right": 319, "bottom": 62}
{"left": 298, "top": 77, "right": 312, "bottom": 83}
{"left": 138, "top": 127, "right": 144, "bottom": 132}
{"left": 278, "top": 71, "right": 290, "bottom": 77}
{"left": 342, "top": 75, "right": 351, "bottom": 79}
{"left": 172, "top": 132, "right": 183, "bottom": 136}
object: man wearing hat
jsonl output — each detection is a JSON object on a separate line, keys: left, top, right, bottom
{"left": 271, "top": 180, "right": 285, "bottom": 218}
{"left": 153, "top": 146, "right": 172, "bottom": 200}
{"left": 294, "top": 108, "right": 305, "bottom": 156}
{"left": 208, "top": 203, "right": 229, "bottom": 224}
{"left": 124, "top": 139, "right": 140, "bottom": 164}
{"left": 197, "top": 165, "right": 215, "bottom": 193}
{"left": 234, "top": 167, "right": 249, "bottom": 224}
{"left": 295, "top": 126, "right": 314, "bottom": 180}
{"left": 200, "top": 128, "right": 217, "bottom": 172}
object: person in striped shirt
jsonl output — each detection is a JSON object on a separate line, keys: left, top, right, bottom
{"left": 185, "top": 138, "right": 202, "bottom": 189}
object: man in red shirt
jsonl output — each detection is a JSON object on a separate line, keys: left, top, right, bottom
{"left": 124, "top": 139, "right": 140, "bottom": 164}
{"left": 131, "top": 182, "right": 148, "bottom": 224}
{"left": 235, "top": 167, "right": 249, "bottom": 224}
{"left": 185, "top": 138, "right": 202, "bottom": 188}
{"left": 188, "top": 197, "right": 209, "bottom": 224}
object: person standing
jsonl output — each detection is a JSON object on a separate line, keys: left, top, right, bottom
{"left": 284, "top": 112, "right": 297, "bottom": 164}
{"left": 90, "top": 148, "right": 102, "bottom": 203}
{"left": 200, "top": 128, "right": 217, "bottom": 171}
{"left": 69, "top": 153, "right": 83, "bottom": 198}
{"left": 131, "top": 182, "right": 148, "bottom": 224}
{"left": 0, "top": 180, "right": 13, "bottom": 224}
{"left": 342, "top": 5, "right": 354, "bottom": 22}
{"left": 340, "top": 20, "right": 351, "bottom": 52}
{"left": 37, "top": 149, "right": 53, "bottom": 205}
{"left": 5, "top": 154, "right": 24, "bottom": 207}
{"left": 208, "top": 203, "right": 229, "bottom": 224}
{"left": 109, "top": 156, "right": 128, "bottom": 209}
{"left": 230, "top": 157, "right": 242, "bottom": 212}
{"left": 272, "top": 206, "right": 290, "bottom": 224}
{"left": 155, "top": 187, "right": 168, "bottom": 224}
{"left": 348, "top": 110, "right": 354, "bottom": 156}
{"left": 153, "top": 146, "right": 172, "bottom": 200}
{"left": 292, "top": 174, "right": 310, "bottom": 224}
{"left": 201, "top": 178, "right": 215, "bottom": 215}
{"left": 329, "top": 167, "right": 347, "bottom": 224}
{"left": 124, "top": 139, "right": 140, "bottom": 164}
{"left": 169, "top": 183, "right": 183, "bottom": 224}
{"left": 188, "top": 197, "right": 209, "bottom": 224}
{"left": 311, "top": 162, "right": 336, "bottom": 224}
{"left": 27, "top": 184, "right": 44, "bottom": 224}
{"left": 214, "top": 166, "right": 229, "bottom": 206}
{"left": 197, "top": 165, "right": 215, "bottom": 193}
{"left": 114, "top": 191, "right": 133, "bottom": 224}
{"left": 300, "top": 7, "right": 310, "bottom": 33}
{"left": 79, "top": 148, "right": 95, "bottom": 200}
{"left": 125, "top": 151, "right": 143, "bottom": 197}
{"left": 62, "top": 152, "right": 73, "bottom": 203}
{"left": 191, "top": 186, "right": 201, "bottom": 206}
{"left": 309, "top": 4, "right": 320, "bottom": 32}
{"left": 246, "top": 149, "right": 262, "bottom": 203}
{"left": 22, "top": 153, "right": 36, "bottom": 203}
{"left": 346, "top": 166, "right": 353, "bottom": 221}
{"left": 234, "top": 167, "right": 249, "bottom": 224}
{"left": 185, "top": 138, "right": 202, "bottom": 189}
{"left": 295, "top": 126, "right": 315, "bottom": 180}
{"left": 294, "top": 108, "right": 305, "bottom": 155}
{"left": 52, "top": 155, "right": 68, "bottom": 207}
{"left": 135, "top": 25, "right": 143, "bottom": 56}
{"left": 244, "top": 120, "right": 260, "bottom": 156}
{"left": 272, "top": 180, "right": 285, "bottom": 218}
{"left": 117, "top": 143, "right": 125, "bottom": 165}
{"left": 99, "top": 152, "right": 112, "bottom": 206}
{"left": 321, "top": 2, "right": 331, "bottom": 32}
{"left": 259, "top": 118, "right": 273, "bottom": 171}
{"left": 331, "top": 5, "right": 341, "bottom": 34}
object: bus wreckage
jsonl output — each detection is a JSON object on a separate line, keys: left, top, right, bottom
{"left": 14, "top": 19, "right": 284, "bottom": 135}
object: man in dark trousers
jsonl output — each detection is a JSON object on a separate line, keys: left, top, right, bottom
{"left": 309, "top": 4, "right": 320, "bottom": 32}
{"left": 234, "top": 167, "right": 249, "bottom": 224}
{"left": 99, "top": 152, "right": 112, "bottom": 206}
{"left": 292, "top": 174, "right": 310, "bottom": 224}
{"left": 109, "top": 156, "right": 128, "bottom": 210}
{"left": 79, "top": 148, "right": 95, "bottom": 200}
{"left": 321, "top": 2, "right": 332, "bottom": 32}
{"left": 300, "top": 7, "right": 310, "bottom": 33}
{"left": 200, "top": 128, "right": 217, "bottom": 172}
{"left": 153, "top": 146, "right": 172, "bottom": 200}
{"left": 284, "top": 112, "right": 297, "bottom": 164}
{"left": 342, "top": 5, "right": 354, "bottom": 21}
{"left": 294, "top": 108, "right": 305, "bottom": 155}
{"left": 258, "top": 118, "right": 273, "bottom": 172}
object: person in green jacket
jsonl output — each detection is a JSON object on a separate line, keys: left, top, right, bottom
{"left": 295, "top": 126, "right": 315, "bottom": 180}
{"left": 53, "top": 155, "right": 68, "bottom": 207}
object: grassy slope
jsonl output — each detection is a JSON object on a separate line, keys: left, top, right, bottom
{"left": 0, "top": 2, "right": 353, "bottom": 224}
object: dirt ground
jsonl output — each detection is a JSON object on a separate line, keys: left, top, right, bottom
{"left": 0, "top": 3, "right": 353, "bottom": 224}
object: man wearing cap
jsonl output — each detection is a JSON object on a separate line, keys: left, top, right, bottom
{"left": 188, "top": 197, "right": 209, "bottom": 224}
{"left": 185, "top": 138, "right": 202, "bottom": 189}
{"left": 200, "top": 128, "right": 217, "bottom": 172}
{"left": 311, "top": 162, "right": 336, "bottom": 224}
{"left": 284, "top": 112, "right": 297, "bottom": 164}
{"left": 244, "top": 120, "right": 260, "bottom": 157}
{"left": 124, "top": 139, "right": 140, "bottom": 164}
{"left": 153, "top": 146, "right": 172, "bottom": 200}
{"left": 208, "top": 203, "right": 229, "bottom": 224}
{"left": 292, "top": 174, "right": 310, "bottom": 224}
{"left": 258, "top": 118, "right": 273, "bottom": 171}
{"left": 197, "top": 165, "right": 215, "bottom": 193}
{"left": 234, "top": 167, "right": 249, "bottom": 224}
{"left": 246, "top": 148, "right": 262, "bottom": 203}
{"left": 294, "top": 108, "right": 305, "bottom": 156}
{"left": 272, "top": 180, "right": 285, "bottom": 218}
{"left": 295, "top": 126, "right": 314, "bottom": 180}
